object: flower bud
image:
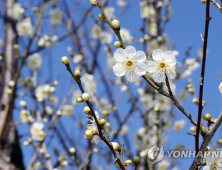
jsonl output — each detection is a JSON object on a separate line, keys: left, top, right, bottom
{"left": 56, "top": 110, "right": 62, "bottom": 116}
{"left": 99, "top": 119, "right": 106, "bottom": 126}
{"left": 19, "top": 100, "right": 27, "bottom": 108}
{"left": 61, "top": 56, "right": 70, "bottom": 65}
{"left": 69, "top": 147, "right": 76, "bottom": 154}
{"left": 114, "top": 41, "right": 121, "bottom": 48}
{"left": 192, "top": 98, "right": 198, "bottom": 104}
{"left": 23, "top": 141, "right": 29, "bottom": 146}
{"left": 124, "top": 160, "right": 132, "bottom": 166}
{"left": 76, "top": 97, "right": 83, "bottom": 103}
{"left": 205, "top": 146, "right": 211, "bottom": 151}
{"left": 84, "top": 106, "right": 91, "bottom": 114}
{"left": 60, "top": 160, "right": 68, "bottom": 167}
{"left": 45, "top": 153, "right": 51, "bottom": 159}
{"left": 90, "top": 0, "right": 98, "bottom": 5}
{"left": 98, "top": 14, "right": 104, "bottom": 20}
{"left": 8, "top": 80, "right": 15, "bottom": 87}
{"left": 133, "top": 156, "right": 140, "bottom": 164}
{"left": 75, "top": 70, "right": 81, "bottom": 79}
{"left": 217, "top": 139, "right": 222, "bottom": 144}
{"left": 85, "top": 129, "right": 93, "bottom": 138}
{"left": 204, "top": 113, "right": 211, "bottom": 121}
{"left": 201, "top": 0, "right": 206, "bottom": 3}
{"left": 189, "top": 126, "right": 196, "bottom": 132}
{"left": 82, "top": 93, "right": 90, "bottom": 101}
{"left": 188, "top": 87, "right": 194, "bottom": 93}
{"left": 111, "top": 142, "right": 121, "bottom": 152}
{"left": 112, "top": 19, "right": 120, "bottom": 29}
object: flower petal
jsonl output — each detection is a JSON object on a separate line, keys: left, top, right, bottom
{"left": 114, "top": 48, "right": 127, "bottom": 62}
{"left": 125, "top": 46, "right": 136, "bottom": 59}
{"left": 93, "top": 135, "right": 101, "bottom": 145}
{"left": 152, "top": 49, "right": 164, "bottom": 62}
{"left": 147, "top": 61, "right": 158, "bottom": 73}
{"left": 166, "top": 67, "right": 176, "bottom": 80}
{"left": 113, "top": 63, "right": 126, "bottom": 76}
{"left": 135, "top": 63, "right": 148, "bottom": 76}
{"left": 134, "top": 51, "right": 146, "bottom": 63}
{"left": 152, "top": 70, "right": 165, "bottom": 83}
{"left": 165, "top": 51, "right": 177, "bottom": 66}
{"left": 126, "top": 69, "right": 138, "bottom": 82}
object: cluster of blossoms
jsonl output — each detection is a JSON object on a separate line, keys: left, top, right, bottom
{"left": 112, "top": 46, "right": 177, "bottom": 83}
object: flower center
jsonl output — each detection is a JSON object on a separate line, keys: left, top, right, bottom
{"left": 127, "top": 60, "right": 133, "bottom": 66}
{"left": 158, "top": 62, "right": 166, "bottom": 69}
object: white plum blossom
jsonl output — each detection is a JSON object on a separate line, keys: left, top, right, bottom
{"left": 203, "top": 150, "right": 222, "bottom": 170}
{"left": 16, "top": 18, "right": 33, "bottom": 36}
{"left": 50, "top": 8, "right": 62, "bottom": 26}
{"left": 140, "top": 1, "right": 155, "bottom": 18}
{"left": 113, "top": 46, "right": 148, "bottom": 82}
{"left": 73, "top": 54, "right": 83, "bottom": 63}
{"left": 185, "top": 58, "right": 199, "bottom": 70}
{"left": 140, "top": 94, "right": 154, "bottom": 110}
{"left": 35, "top": 84, "right": 51, "bottom": 101}
{"left": 104, "top": 7, "right": 115, "bottom": 20}
{"left": 30, "top": 122, "right": 45, "bottom": 141}
{"left": 157, "top": 160, "right": 170, "bottom": 170}
{"left": 20, "top": 110, "right": 29, "bottom": 123}
{"left": 12, "top": 3, "right": 24, "bottom": 20}
{"left": 38, "top": 35, "right": 58, "bottom": 48}
{"left": 81, "top": 73, "right": 97, "bottom": 94}
{"left": 148, "top": 39, "right": 158, "bottom": 53}
{"left": 62, "top": 105, "right": 74, "bottom": 116}
{"left": 120, "top": 28, "right": 133, "bottom": 44}
{"left": 173, "top": 119, "right": 186, "bottom": 132}
{"left": 87, "top": 111, "right": 101, "bottom": 144}
{"left": 91, "top": 25, "right": 102, "bottom": 39}
{"left": 99, "top": 31, "right": 113, "bottom": 44}
{"left": 27, "top": 53, "right": 42, "bottom": 70}
{"left": 147, "top": 49, "right": 177, "bottom": 83}
{"left": 117, "top": 0, "right": 127, "bottom": 6}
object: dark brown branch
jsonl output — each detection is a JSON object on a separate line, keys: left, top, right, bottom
{"left": 195, "top": 0, "right": 211, "bottom": 157}
{"left": 142, "top": 75, "right": 206, "bottom": 134}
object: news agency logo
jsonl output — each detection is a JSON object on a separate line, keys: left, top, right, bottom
{"left": 147, "top": 145, "right": 164, "bottom": 164}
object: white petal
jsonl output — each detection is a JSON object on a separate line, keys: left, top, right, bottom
{"left": 147, "top": 61, "right": 158, "bottom": 73}
{"left": 202, "top": 166, "right": 210, "bottom": 170}
{"left": 93, "top": 136, "right": 101, "bottom": 145}
{"left": 165, "top": 51, "right": 177, "bottom": 66}
{"left": 113, "top": 63, "right": 126, "bottom": 76}
{"left": 114, "top": 48, "right": 127, "bottom": 62}
{"left": 134, "top": 51, "right": 146, "bottom": 63}
{"left": 125, "top": 46, "right": 136, "bottom": 59}
{"left": 135, "top": 63, "right": 148, "bottom": 76}
{"left": 126, "top": 69, "right": 138, "bottom": 82}
{"left": 95, "top": 111, "right": 99, "bottom": 119}
{"left": 152, "top": 49, "right": 164, "bottom": 62}
{"left": 152, "top": 70, "right": 165, "bottom": 83}
{"left": 166, "top": 67, "right": 176, "bottom": 80}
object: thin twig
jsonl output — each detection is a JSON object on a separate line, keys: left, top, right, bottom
{"left": 195, "top": 0, "right": 211, "bottom": 157}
